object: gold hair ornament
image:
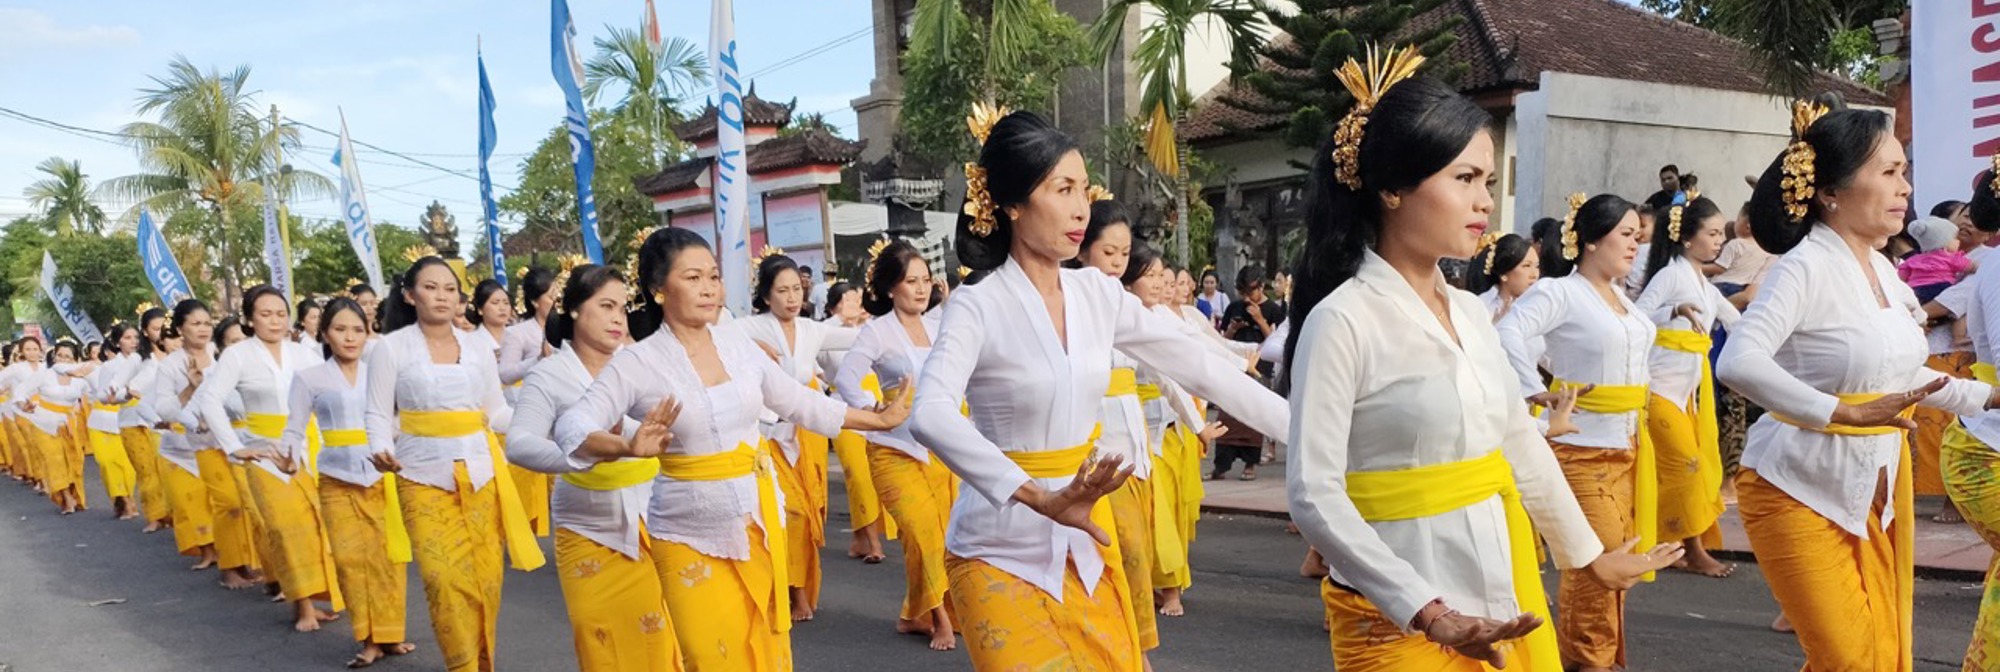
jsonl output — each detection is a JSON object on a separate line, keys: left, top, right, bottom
{"left": 134, "top": 301, "right": 155, "bottom": 317}
{"left": 1088, "top": 185, "right": 1116, "bottom": 203}
{"left": 1560, "top": 192, "right": 1587, "bottom": 261}
{"left": 401, "top": 244, "right": 439, "bottom": 264}
{"left": 1667, "top": 189, "right": 1703, "bottom": 242}
{"left": 1330, "top": 45, "right": 1427, "bottom": 190}
{"left": 1780, "top": 100, "right": 1831, "bottom": 223}
{"left": 626, "top": 226, "right": 661, "bottom": 305}
{"left": 757, "top": 245, "right": 785, "bottom": 263}
{"left": 962, "top": 102, "right": 1010, "bottom": 238}
{"left": 548, "top": 254, "right": 591, "bottom": 317}
{"left": 862, "top": 238, "right": 892, "bottom": 299}
{"left": 1475, "top": 231, "right": 1506, "bottom": 275}
{"left": 1989, "top": 151, "right": 2000, "bottom": 195}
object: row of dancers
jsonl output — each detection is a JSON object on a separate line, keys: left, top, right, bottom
{"left": 4, "top": 44, "right": 1998, "bottom": 672}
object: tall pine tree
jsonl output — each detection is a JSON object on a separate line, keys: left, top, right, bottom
{"left": 1221, "top": 0, "right": 1464, "bottom": 151}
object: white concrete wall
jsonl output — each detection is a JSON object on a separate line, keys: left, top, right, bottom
{"left": 1200, "top": 137, "right": 1315, "bottom": 187}
{"left": 1513, "top": 71, "right": 1808, "bottom": 225}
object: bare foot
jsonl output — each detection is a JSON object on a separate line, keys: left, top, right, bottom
{"left": 1300, "top": 548, "right": 1329, "bottom": 579}
{"left": 1934, "top": 501, "right": 1965, "bottom": 524}
{"left": 1771, "top": 613, "right": 1792, "bottom": 633}
{"left": 315, "top": 606, "right": 340, "bottom": 622}
{"left": 928, "top": 608, "right": 957, "bottom": 651}
{"left": 1158, "top": 587, "right": 1186, "bottom": 617}
{"left": 346, "top": 643, "right": 385, "bottom": 669}
{"left": 220, "top": 569, "right": 258, "bottom": 590}
{"left": 1671, "top": 546, "right": 1736, "bottom": 579}
{"left": 142, "top": 520, "right": 165, "bottom": 533}
{"left": 896, "top": 618, "right": 933, "bottom": 636}
{"left": 384, "top": 643, "right": 415, "bottom": 656}
{"left": 790, "top": 589, "right": 814, "bottom": 622}
{"left": 293, "top": 602, "right": 322, "bottom": 633}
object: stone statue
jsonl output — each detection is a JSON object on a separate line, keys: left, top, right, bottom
{"left": 421, "top": 201, "right": 459, "bottom": 258}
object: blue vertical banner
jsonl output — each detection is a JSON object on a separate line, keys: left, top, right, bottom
{"left": 711, "top": 0, "right": 750, "bottom": 314}
{"left": 40, "top": 251, "right": 102, "bottom": 344}
{"left": 261, "top": 184, "right": 292, "bottom": 299}
{"left": 552, "top": 0, "right": 605, "bottom": 264}
{"left": 134, "top": 207, "right": 194, "bottom": 306}
{"left": 478, "top": 48, "right": 508, "bottom": 286}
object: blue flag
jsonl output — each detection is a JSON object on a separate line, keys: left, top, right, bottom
{"left": 552, "top": 0, "right": 604, "bottom": 264}
{"left": 479, "top": 50, "right": 508, "bottom": 286}
{"left": 135, "top": 208, "right": 194, "bottom": 306}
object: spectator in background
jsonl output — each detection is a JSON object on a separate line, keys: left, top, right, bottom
{"left": 1935, "top": 200, "right": 1976, "bottom": 251}
{"left": 1196, "top": 269, "right": 1230, "bottom": 323}
{"left": 1212, "top": 265, "right": 1278, "bottom": 481}
{"left": 1901, "top": 216, "right": 1977, "bottom": 305}
{"left": 1626, "top": 204, "right": 1658, "bottom": 298}
{"left": 1645, "top": 163, "right": 1682, "bottom": 211}
{"left": 1711, "top": 202, "right": 1776, "bottom": 298}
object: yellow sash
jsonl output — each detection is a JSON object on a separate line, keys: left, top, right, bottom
{"left": 37, "top": 398, "right": 73, "bottom": 415}
{"left": 658, "top": 441, "right": 791, "bottom": 633}
{"left": 1345, "top": 449, "right": 1558, "bottom": 670}
{"left": 1655, "top": 328, "right": 1719, "bottom": 480}
{"left": 399, "top": 410, "right": 546, "bottom": 571}
{"left": 1772, "top": 391, "right": 1916, "bottom": 672}
{"left": 1135, "top": 383, "right": 1162, "bottom": 403}
{"left": 1006, "top": 425, "right": 1103, "bottom": 478}
{"left": 320, "top": 427, "right": 412, "bottom": 563}
{"left": 1106, "top": 367, "right": 1138, "bottom": 397}
{"left": 561, "top": 457, "right": 661, "bottom": 491}
{"left": 92, "top": 402, "right": 121, "bottom": 415}
{"left": 999, "top": 426, "right": 1142, "bottom": 663}
{"left": 1549, "top": 379, "right": 1656, "bottom": 581}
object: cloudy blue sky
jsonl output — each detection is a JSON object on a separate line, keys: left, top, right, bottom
{"left": 0, "top": 1, "right": 874, "bottom": 232}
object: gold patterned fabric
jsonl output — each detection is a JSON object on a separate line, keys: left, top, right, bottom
{"left": 556, "top": 528, "right": 685, "bottom": 672}
{"left": 1739, "top": 468, "right": 1908, "bottom": 671}
{"left": 89, "top": 426, "right": 135, "bottom": 499}
{"left": 198, "top": 449, "right": 259, "bottom": 571}
{"left": 1913, "top": 352, "right": 1974, "bottom": 496}
{"left": 651, "top": 523, "right": 792, "bottom": 672}
{"left": 401, "top": 463, "right": 507, "bottom": 672}
{"left": 1322, "top": 581, "right": 1531, "bottom": 672}
{"left": 771, "top": 429, "right": 831, "bottom": 611}
{"left": 245, "top": 466, "right": 341, "bottom": 606}
{"left": 1151, "top": 425, "right": 1202, "bottom": 590}
{"left": 320, "top": 478, "right": 409, "bottom": 645}
{"left": 1552, "top": 443, "right": 1633, "bottom": 669}
{"left": 163, "top": 460, "right": 214, "bottom": 554}
{"left": 122, "top": 427, "right": 171, "bottom": 523}
{"left": 1939, "top": 425, "right": 2000, "bottom": 670}
{"left": 867, "top": 444, "right": 955, "bottom": 621}
{"left": 1108, "top": 473, "right": 1159, "bottom": 650}
{"left": 1646, "top": 394, "right": 1726, "bottom": 543}
{"left": 948, "top": 557, "right": 1142, "bottom": 672}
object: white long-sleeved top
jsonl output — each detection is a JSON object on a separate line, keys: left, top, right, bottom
{"left": 497, "top": 318, "right": 547, "bottom": 387}
{"left": 0, "top": 362, "right": 34, "bottom": 421}
{"left": 76, "top": 354, "right": 138, "bottom": 433}
{"left": 120, "top": 358, "right": 160, "bottom": 429}
{"left": 506, "top": 344, "right": 651, "bottom": 558}
{"left": 1634, "top": 256, "right": 1742, "bottom": 411}
{"left": 833, "top": 312, "right": 939, "bottom": 461}
{"left": 150, "top": 348, "right": 216, "bottom": 474}
{"left": 1960, "top": 248, "right": 2000, "bottom": 452}
{"left": 363, "top": 325, "right": 514, "bottom": 492}
{"left": 282, "top": 361, "right": 378, "bottom": 487}
{"left": 1479, "top": 288, "right": 1547, "bottom": 371}
{"left": 1496, "top": 273, "right": 1656, "bottom": 449}
{"left": 555, "top": 326, "right": 847, "bottom": 561}
{"left": 1288, "top": 251, "right": 1604, "bottom": 631}
{"left": 910, "top": 259, "right": 1289, "bottom": 600}
{"left": 15, "top": 366, "right": 89, "bottom": 436}
{"left": 1718, "top": 224, "right": 1992, "bottom": 537}
{"left": 192, "top": 338, "right": 323, "bottom": 479}
{"left": 735, "top": 312, "right": 858, "bottom": 464}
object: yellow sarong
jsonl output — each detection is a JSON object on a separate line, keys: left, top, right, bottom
{"left": 1758, "top": 392, "right": 1916, "bottom": 672}
{"left": 1341, "top": 448, "right": 1557, "bottom": 672}
{"left": 652, "top": 522, "right": 791, "bottom": 672}
{"left": 242, "top": 413, "right": 343, "bottom": 609}
{"left": 398, "top": 410, "right": 545, "bottom": 571}
{"left": 401, "top": 462, "right": 505, "bottom": 672}
{"left": 1913, "top": 352, "right": 1975, "bottom": 496}
{"left": 868, "top": 444, "right": 955, "bottom": 622}
{"left": 122, "top": 425, "right": 171, "bottom": 524}
{"left": 831, "top": 373, "right": 896, "bottom": 542}
{"left": 559, "top": 528, "right": 685, "bottom": 672}
{"left": 1644, "top": 393, "right": 1725, "bottom": 545}
{"left": 1150, "top": 423, "right": 1202, "bottom": 590}
{"left": 658, "top": 441, "right": 792, "bottom": 634}
{"left": 89, "top": 405, "right": 135, "bottom": 500}
{"left": 319, "top": 428, "right": 408, "bottom": 646}
{"left": 161, "top": 442, "right": 215, "bottom": 555}
{"left": 1940, "top": 364, "right": 2000, "bottom": 669}
{"left": 771, "top": 427, "right": 831, "bottom": 611}
{"left": 1548, "top": 379, "right": 1656, "bottom": 573}
{"left": 948, "top": 428, "right": 1145, "bottom": 671}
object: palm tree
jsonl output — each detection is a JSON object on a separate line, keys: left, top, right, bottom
{"left": 784, "top": 111, "right": 842, "bottom": 137}
{"left": 97, "top": 55, "right": 333, "bottom": 308}
{"left": 24, "top": 157, "right": 106, "bottom": 235}
{"left": 1710, "top": 0, "right": 1901, "bottom": 96}
{"left": 583, "top": 27, "right": 710, "bottom": 168}
{"left": 1088, "top": 0, "right": 1267, "bottom": 265}
{"left": 909, "top": 0, "right": 1046, "bottom": 95}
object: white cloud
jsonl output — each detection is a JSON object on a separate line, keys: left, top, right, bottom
{"left": 0, "top": 8, "right": 139, "bottom": 51}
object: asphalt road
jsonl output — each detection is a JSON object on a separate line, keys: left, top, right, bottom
{"left": 0, "top": 461, "right": 1982, "bottom": 671}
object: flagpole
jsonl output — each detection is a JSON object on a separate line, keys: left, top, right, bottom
{"left": 269, "top": 104, "right": 295, "bottom": 303}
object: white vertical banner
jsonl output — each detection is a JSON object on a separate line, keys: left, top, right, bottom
{"left": 1911, "top": 4, "right": 2000, "bottom": 212}
{"left": 40, "top": 251, "right": 102, "bottom": 344}
{"left": 711, "top": 0, "right": 751, "bottom": 315}
{"left": 331, "top": 110, "right": 386, "bottom": 290}
{"left": 261, "top": 185, "right": 291, "bottom": 300}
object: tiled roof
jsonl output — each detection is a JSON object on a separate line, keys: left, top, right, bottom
{"left": 1184, "top": 0, "right": 1889, "bottom": 143}
{"left": 634, "top": 130, "right": 866, "bottom": 197}
{"left": 674, "top": 84, "right": 796, "bottom": 142}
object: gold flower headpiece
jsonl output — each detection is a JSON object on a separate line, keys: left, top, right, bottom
{"left": 1474, "top": 231, "right": 1506, "bottom": 275}
{"left": 963, "top": 102, "right": 1011, "bottom": 238}
{"left": 343, "top": 277, "right": 365, "bottom": 295}
{"left": 1667, "top": 189, "right": 1703, "bottom": 242}
{"left": 402, "top": 243, "right": 439, "bottom": 264}
{"left": 1331, "top": 44, "right": 1427, "bottom": 190}
{"left": 548, "top": 254, "right": 591, "bottom": 317}
{"left": 862, "top": 238, "right": 893, "bottom": 299}
{"left": 757, "top": 245, "right": 785, "bottom": 263}
{"left": 134, "top": 301, "right": 155, "bottom": 317}
{"left": 1087, "top": 185, "right": 1116, "bottom": 203}
{"left": 516, "top": 265, "right": 532, "bottom": 280}
{"left": 1780, "top": 100, "right": 1831, "bottom": 223}
{"left": 958, "top": 265, "right": 972, "bottom": 279}
{"left": 1560, "top": 192, "right": 1588, "bottom": 261}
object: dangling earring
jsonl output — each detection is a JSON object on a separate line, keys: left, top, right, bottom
{"left": 1383, "top": 193, "right": 1402, "bottom": 210}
